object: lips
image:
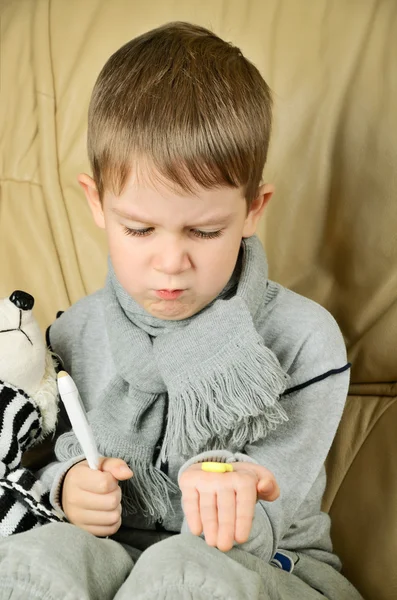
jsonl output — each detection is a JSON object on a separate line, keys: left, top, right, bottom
{"left": 155, "top": 289, "right": 184, "bottom": 300}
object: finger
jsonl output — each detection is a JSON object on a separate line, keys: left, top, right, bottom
{"left": 216, "top": 488, "right": 236, "bottom": 552}
{"left": 199, "top": 491, "right": 218, "bottom": 547}
{"left": 100, "top": 457, "right": 133, "bottom": 481}
{"left": 77, "top": 505, "right": 122, "bottom": 527}
{"left": 257, "top": 478, "right": 280, "bottom": 502}
{"left": 70, "top": 487, "right": 122, "bottom": 511}
{"left": 80, "top": 520, "right": 122, "bottom": 538}
{"left": 181, "top": 487, "right": 202, "bottom": 536}
{"left": 67, "top": 461, "right": 119, "bottom": 494}
{"left": 76, "top": 468, "right": 120, "bottom": 494}
{"left": 235, "top": 481, "right": 257, "bottom": 544}
{"left": 232, "top": 463, "right": 279, "bottom": 502}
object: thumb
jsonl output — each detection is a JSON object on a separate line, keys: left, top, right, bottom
{"left": 257, "top": 478, "right": 280, "bottom": 502}
{"left": 100, "top": 457, "right": 133, "bottom": 481}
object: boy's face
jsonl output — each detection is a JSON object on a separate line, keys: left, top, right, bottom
{"left": 80, "top": 169, "right": 272, "bottom": 320}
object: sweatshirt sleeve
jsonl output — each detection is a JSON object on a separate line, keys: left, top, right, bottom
{"left": 37, "top": 306, "right": 88, "bottom": 516}
{"left": 178, "top": 301, "right": 350, "bottom": 562}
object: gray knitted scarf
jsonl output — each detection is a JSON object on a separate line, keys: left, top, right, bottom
{"left": 57, "top": 236, "right": 289, "bottom": 522}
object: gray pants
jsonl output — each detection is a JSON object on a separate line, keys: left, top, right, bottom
{"left": 0, "top": 523, "right": 361, "bottom": 600}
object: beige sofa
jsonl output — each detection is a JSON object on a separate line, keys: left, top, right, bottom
{"left": 1, "top": 1, "right": 396, "bottom": 598}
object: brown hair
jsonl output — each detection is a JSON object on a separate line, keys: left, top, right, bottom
{"left": 87, "top": 22, "right": 272, "bottom": 207}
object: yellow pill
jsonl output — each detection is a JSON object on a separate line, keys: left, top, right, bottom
{"left": 201, "top": 462, "right": 234, "bottom": 473}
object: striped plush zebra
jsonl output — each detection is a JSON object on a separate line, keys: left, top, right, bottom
{"left": 0, "top": 291, "right": 63, "bottom": 535}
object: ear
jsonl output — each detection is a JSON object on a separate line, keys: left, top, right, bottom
{"left": 78, "top": 173, "right": 105, "bottom": 229}
{"left": 242, "top": 183, "right": 274, "bottom": 238}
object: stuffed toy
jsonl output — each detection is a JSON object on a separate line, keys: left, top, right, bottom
{"left": 0, "top": 290, "right": 63, "bottom": 536}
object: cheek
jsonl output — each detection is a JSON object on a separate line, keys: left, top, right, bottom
{"left": 107, "top": 233, "right": 132, "bottom": 272}
{"left": 107, "top": 235, "right": 149, "bottom": 290}
{"left": 107, "top": 225, "right": 135, "bottom": 261}
{"left": 199, "top": 240, "right": 240, "bottom": 284}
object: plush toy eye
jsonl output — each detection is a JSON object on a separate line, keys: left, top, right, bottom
{"left": 9, "top": 291, "right": 35, "bottom": 311}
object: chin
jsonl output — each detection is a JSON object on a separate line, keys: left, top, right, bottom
{"left": 146, "top": 299, "right": 199, "bottom": 320}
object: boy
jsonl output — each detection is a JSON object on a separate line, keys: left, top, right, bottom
{"left": 0, "top": 22, "right": 362, "bottom": 600}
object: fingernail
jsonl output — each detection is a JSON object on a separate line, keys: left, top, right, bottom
{"left": 119, "top": 465, "right": 133, "bottom": 476}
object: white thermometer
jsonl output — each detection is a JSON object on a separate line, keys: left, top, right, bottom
{"left": 57, "top": 371, "right": 100, "bottom": 470}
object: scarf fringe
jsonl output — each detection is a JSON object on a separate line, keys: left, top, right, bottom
{"left": 121, "top": 462, "right": 179, "bottom": 522}
{"left": 161, "top": 339, "right": 289, "bottom": 460}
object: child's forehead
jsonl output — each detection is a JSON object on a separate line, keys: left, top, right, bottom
{"left": 105, "top": 170, "right": 246, "bottom": 227}
{"left": 112, "top": 164, "right": 245, "bottom": 205}
{"left": 123, "top": 161, "right": 212, "bottom": 196}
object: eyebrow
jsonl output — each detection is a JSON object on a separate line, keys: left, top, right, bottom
{"left": 111, "top": 208, "right": 233, "bottom": 226}
{"left": 112, "top": 208, "right": 144, "bottom": 220}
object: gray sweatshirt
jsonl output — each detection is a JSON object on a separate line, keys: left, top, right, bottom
{"left": 43, "top": 275, "right": 349, "bottom": 574}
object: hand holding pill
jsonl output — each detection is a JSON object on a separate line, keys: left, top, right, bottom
{"left": 179, "top": 461, "right": 279, "bottom": 552}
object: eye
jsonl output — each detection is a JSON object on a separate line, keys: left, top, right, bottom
{"left": 123, "top": 226, "right": 154, "bottom": 237}
{"left": 192, "top": 229, "right": 223, "bottom": 239}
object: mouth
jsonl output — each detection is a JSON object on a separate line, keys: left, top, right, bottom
{"left": 0, "top": 327, "right": 33, "bottom": 345}
{"left": 155, "top": 289, "right": 185, "bottom": 300}
{"left": 0, "top": 307, "right": 33, "bottom": 344}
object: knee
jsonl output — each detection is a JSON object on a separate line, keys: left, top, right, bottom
{"left": 141, "top": 533, "right": 205, "bottom": 564}
{"left": 0, "top": 523, "right": 87, "bottom": 564}
{"left": 0, "top": 523, "right": 132, "bottom": 599}
{"left": 126, "top": 534, "right": 255, "bottom": 599}
{"left": 132, "top": 533, "right": 220, "bottom": 587}
{"left": 121, "top": 535, "right": 212, "bottom": 598}
{"left": 0, "top": 524, "right": 79, "bottom": 595}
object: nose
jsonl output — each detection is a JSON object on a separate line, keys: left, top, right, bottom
{"left": 9, "top": 290, "right": 35, "bottom": 311}
{"left": 153, "top": 238, "right": 191, "bottom": 275}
